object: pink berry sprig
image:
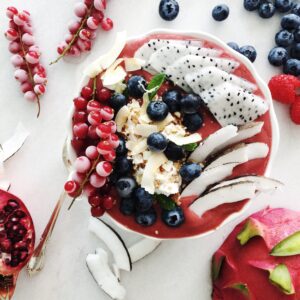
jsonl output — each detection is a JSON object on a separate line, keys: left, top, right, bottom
{"left": 50, "top": 0, "right": 113, "bottom": 65}
{"left": 5, "top": 7, "right": 47, "bottom": 118}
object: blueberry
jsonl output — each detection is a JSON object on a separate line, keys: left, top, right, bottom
{"left": 159, "top": 0, "right": 180, "bottom": 21}
{"left": 239, "top": 45, "right": 257, "bottom": 62}
{"left": 135, "top": 188, "right": 153, "bottom": 212}
{"left": 127, "top": 75, "right": 147, "bottom": 98}
{"left": 281, "top": 14, "right": 300, "bottom": 30}
{"left": 294, "top": 29, "right": 300, "bottom": 42}
{"left": 290, "top": 43, "right": 300, "bottom": 59}
{"left": 283, "top": 58, "right": 300, "bottom": 75}
{"left": 147, "top": 132, "right": 168, "bottom": 152}
{"left": 292, "top": 3, "right": 300, "bottom": 16}
{"left": 115, "top": 156, "right": 132, "bottom": 175}
{"left": 116, "top": 177, "right": 137, "bottom": 198}
{"left": 179, "top": 163, "right": 202, "bottom": 182}
{"left": 162, "top": 90, "right": 181, "bottom": 112}
{"left": 227, "top": 42, "right": 240, "bottom": 52}
{"left": 162, "top": 206, "right": 184, "bottom": 227}
{"left": 180, "top": 94, "right": 202, "bottom": 114}
{"left": 135, "top": 209, "right": 157, "bottom": 226}
{"left": 183, "top": 113, "right": 203, "bottom": 132}
{"left": 275, "top": 0, "right": 293, "bottom": 13}
{"left": 212, "top": 4, "right": 230, "bottom": 21}
{"left": 164, "top": 142, "right": 186, "bottom": 161}
{"left": 120, "top": 197, "right": 135, "bottom": 216}
{"left": 109, "top": 171, "right": 119, "bottom": 184}
{"left": 268, "top": 47, "right": 288, "bottom": 66}
{"left": 109, "top": 93, "right": 127, "bottom": 112}
{"left": 275, "top": 30, "right": 294, "bottom": 47}
{"left": 243, "top": 0, "right": 260, "bottom": 11}
{"left": 147, "top": 100, "right": 169, "bottom": 121}
{"left": 258, "top": 2, "right": 276, "bottom": 18}
{"left": 116, "top": 135, "right": 128, "bottom": 156}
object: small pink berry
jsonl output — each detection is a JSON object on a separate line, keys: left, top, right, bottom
{"left": 64, "top": 180, "right": 79, "bottom": 194}
{"left": 57, "top": 42, "right": 67, "bottom": 55}
{"left": 94, "top": 0, "right": 106, "bottom": 11}
{"left": 74, "top": 156, "right": 91, "bottom": 173}
{"left": 92, "top": 10, "right": 104, "bottom": 22}
{"left": 22, "top": 33, "right": 35, "bottom": 46}
{"left": 73, "top": 111, "right": 88, "bottom": 124}
{"left": 69, "top": 45, "right": 81, "bottom": 57}
{"left": 21, "top": 82, "right": 33, "bottom": 93}
{"left": 73, "top": 97, "right": 88, "bottom": 110}
{"left": 96, "top": 123, "right": 111, "bottom": 138}
{"left": 28, "top": 45, "right": 40, "bottom": 54}
{"left": 81, "top": 86, "right": 93, "bottom": 99}
{"left": 13, "top": 12, "right": 28, "bottom": 26}
{"left": 11, "top": 54, "right": 24, "bottom": 67}
{"left": 6, "top": 7, "right": 18, "bottom": 19}
{"left": 103, "top": 120, "right": 116, "bottom": 133}
{"left": 100, "top": 106, "right": 114, "bottom": 121}
{"left": 88, "top": 125, "right": 99, "bottom": 139}
{"left": 5, "top": 28, "right": 18, "bottom": 41}
{"left": 8, "top": 20, "right": 18, "bottom": 30}
{"left": 87, "top": 100, "right": 101, "bottom": 113}
{"left": 89, "top": 172, "right": 106, "bottom": 188}
{"left": 34, "top": 84, "right": 46, "bottom": 95}
{"left": 97, "top": 140, "right": 113, "bottom": 155}
{"left": 33, "top": 73, "right": 47, "bottom": 84}
{"left": 68, "top": 20, "right": 81, "bottom": 34}
{"left": 79, "top": 29, "right": 92, "bottom": 41}
{"left": 101, "top": 18, "right": 113, "bottom": 31}
{"left": 24, "top": 91, "right": 37, "bottom": 101}
{"left": 74, "top": 2, "right": 88, "bottom": 17}
{"left": 73, "top": 122, "right": 89, "bottom": 139}
{"left": 76, "top": 38, "right": 91, "bottom": 52}
{"left": 108, "top": 133, "right": 120, "bottom": 148}
{"left": 14, "top": 69, "right": 28, "bottom": 83}
{"left": 65, "top": 33, "right": 74, "bottom": 43}
{"left": 96, "top": 161, "right": 112, "bottom": 177}
{"left": 85, "top": 146, "right": 98, "bottom": 160}
{"left": 103, "top": 150, "right": 116, "bottom": 162}
{"left": 22, "top": 23, "right": 33, "bottom": 34}
{"left": 33, "top": 64, "right": 46, "bottom": 75}
{"left": 71, "top": 172, "right": 85, "bottom": 184}
{"left": 87, "top": 17, "right": 99, "bottom": 30}
{"left": 88, "top": 111, "right": 102, "bottom": 125}
{"left": 25, "top": 51, "right": 40, "bottom": 64}
{"left": 89, "top": 30, "right": 97, "bottom": 40}
{"left": 8, "top": 41, "right": 21, "bottom": 54}
{"left": 98, "top": 88, "right": 111, "bottom": 101}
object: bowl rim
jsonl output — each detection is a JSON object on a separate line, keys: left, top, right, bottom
{"left": 66, "top": 28, "right": 280, "bottom": 240}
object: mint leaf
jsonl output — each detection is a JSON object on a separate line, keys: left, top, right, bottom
{"left": 147, "top": 74, "right": 166, "bottom": 100}
{"left": 183, "top": 143, "right": 198, "bottom": 152}
{"left": 155, "top": 194, "right": 176, "bottom": 210}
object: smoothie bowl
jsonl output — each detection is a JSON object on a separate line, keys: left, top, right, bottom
{"left": 63, "top": 30, "right": 280, "bottom": 240}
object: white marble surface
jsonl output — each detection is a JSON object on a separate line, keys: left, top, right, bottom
{"left": 0, "top": 0, "right": 300, "bottom": 299}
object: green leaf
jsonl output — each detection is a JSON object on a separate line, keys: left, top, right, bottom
{"left": 147, "top": 74, "right": 166, "bottom": 100}
{"left": 155, "top": 194, "right": 176, "bottom": 210}
{"left": 182, "top": 143, "right": 198, "bottom": 152}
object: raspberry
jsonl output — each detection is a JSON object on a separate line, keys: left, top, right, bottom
{"left": 290, "top": 97, "right": 300, "bottom": 124}
{"left": 268, "top": 74, "right": 300, "bottom": 104}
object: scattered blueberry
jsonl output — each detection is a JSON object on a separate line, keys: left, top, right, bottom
{"left": 183, "top": 113, "right": 204, "bottom": 132}
{"left": 135, "top": 209, "right": 157, "bottom": 226}
{"left": 109, "top": 171, "right": 119, "bottom": 184}
{"left": 275, "top": 0, "right": 293, "bottom": 13}
{"left": 244, "top": 0, "right": 260, "bottom": 11}
{"left": 212, "top": 4, "right": 230, "bottom": 21}
{"left": 147, "top": 132, "right": 168, "bottom": 152}
{"left": 283, "top": 58, "right": 300, "bottom": 75}
{"left": 179, "top": 163, "right": 202, "bottom": 182}
{"left": 162, "top": 206, "right": 184, "bottom": 227}
{"left": 227, "top": 42, "right": 240, "bottom": 52}
{"left": 164, "top": 142, "right": 186, "bottom": 161}
{"left": 290, "top": 43, "right": 300, "bottom": 59}
{"left": 109, "top": 93, "right": 127, "bottom": 112}
{"left": 294, "top": 29, "right": 300, "bottom": 42}
{"left": 135, "top": 188, "right": 154, "bottom": 212}
{"left": 159, "top": 0, "right": 180, "bottom": 21}
{"left": 115, "top": 156, "right": 132, "bottom": 175}
{"left": 116, "top": 135, "right": 128, "bottom": 157}
{"left": 275, "top": 30, "right": 294, "bottom": 47}
{"left": 147, "top": 100, "right": 169, "bottom": 121}
{"left": 120, "top": 197, "right": 135, "bottom": 216}
{"left": 268, "top": 47, "right": 288, "bottom": 66}
{"left": 239, "top": 45, "right": 257, "bottom": 62}
{"left": 127, "top": 75, "right": 147, "bottom": 98}
{"left": 180, "top": 94, "right": 202, "bottom": 114}
{"left": 291, "top": 3, "right": 300, "bottom": 16}
{"left": 281, "top": 14, "right": 300, "bottom": 30}
{"left": 116, "top": 177, "right": 137, "bottom": 198}
{"left": 258, "top": 2, "right": 276, "bottom": 18}
{"left": 162, "top": 90, "right": 181, "bottom": 112}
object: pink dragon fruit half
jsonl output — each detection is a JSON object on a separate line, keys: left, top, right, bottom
{"left": 212, "top": 207, "right": 300, "bottom": 300}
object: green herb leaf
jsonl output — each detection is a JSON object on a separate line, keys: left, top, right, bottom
{"left": 183, "top": 143, "right": 198, "bottom": 152}
{"left": 147, "top": 73, "right": 166, "bottom": 100}
{"left": 155, "top": 194, "right": 176, "bottom": 210}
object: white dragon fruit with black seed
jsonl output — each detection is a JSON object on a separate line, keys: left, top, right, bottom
{"left": 200, "top": 82, "right": 268, "bottom": 126}
{"left": 134, "top": 39, "right": 202, "bottom": 74}
{"left": 149, "top": 44, "right": 222, "bottom": 73}
{"left": 185, "top": 66, "right": 257, "bottom": 95}
{"left": 165, "top": 55, "right": 240, "bottom": 92}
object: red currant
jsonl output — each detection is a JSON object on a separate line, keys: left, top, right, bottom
{"left": 88, "top": 110, "right": 102, "bottom": 125}
{"left": 100, "top": 106, "right": 114, "bottom": 121}
{"left": 91, "top": 206, "right": 105, "bottom": 217}
{"left": 98, "top": 88, "right": 111, "bottom": 102}
{"left": 64, "top": 180, "right": 79, "bottom": 194}
{"left": 101, "top": 18, "right": 113, "bottom": 31}
{"left": 97, "top": 140, "right": 113, "bottom": 155}
{"left": 73, "top": 122, "right": 89, "bottom": 139}
{"left": 88, "top": 125, "right": 99, "bottom": 139}
{"left": 88, "top": 195, "right": 102, "bottom": 207}
{"left": 87, "top": 100, "right": 101, "bottom": 113}
{"left": 74, "top": 97, "right": 88, "bottom": 110}
{"left": 81, "top": 86, "right": 93, "bottom": 99}
{"left": 103, "top": 150, "right": 116, "bottom": 162}
{"left": 102, "top": 195, "right": 115, "bottom": 210}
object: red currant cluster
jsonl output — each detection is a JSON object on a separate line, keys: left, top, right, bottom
{"left": 64, "top": 80, "right": 119, "bottom": 217}
{"left": 52, "top": 0, "right": 113, "bottom": 64}
{"left": 5, "top": 7, "right": 47, "bottom": 117}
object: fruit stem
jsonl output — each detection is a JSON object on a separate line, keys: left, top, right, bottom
{"left": 49, "top": 4, "right": 93, "bottom": 65}
{"left": 27, "top": 191, "right": 66, "bottom": 275}
{"left": 68, "top": 153, "right": 101, "bottom": 210}
{"left": 18, "top": 27, "right": 41, "bottom": 118}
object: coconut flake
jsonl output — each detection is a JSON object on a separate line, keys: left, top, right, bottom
{"left": 124, "top": 58, "right": 145, "bottom": 72}
{"left": 115, "top": 106, "right": 130, "bottom": 132}
{"left": 128, "top": 238, "right": 161, "bottom": 263}
{"left": 166, "top": 133, "right": 202, "bottom": 146}
{"left": 134, "top": 124, "right": 158, "bottom": 137}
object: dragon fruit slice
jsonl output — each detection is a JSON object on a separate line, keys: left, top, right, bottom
{"left": 212, "top": 208, "right": 300, "bottom": 299}
{"left": 200, "top": 82, "right": 269, "bottom": 126}
{"left": 185, "top": 66, "right": 257, "bottom": 95}
{"left": 134, "top": 39, "right": 202, "bottom": 74}
{"left": 165, "top": 55, "right": 239, "bottom": 91}
{"left": 149, "top": 45, "right": 222, "bottom": 73}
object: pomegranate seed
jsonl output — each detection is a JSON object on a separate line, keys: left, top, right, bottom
{"left": 74, "top": 156, "right": 91, "bottom": 173}
{"left": 88, "top": 125, "right": 99, "bottom": 139}
{"left": 79, "top": 29, "right": 92, "bottom": 41}
{"left": 94, "top": 0, "right": 106, "bottom": 11}
{"left": 103, "top": 150, "right": 116, "bottom": 162}
{"left": 73, "top": 122, "right": 89, "bottom": 139}
{"left": 73, "top": 111, "right": 87, "bottom": 123}
{"left": 108, "top": 133, "right": 120, "bottom": 148}
{"left": 74, "top": 97, "right": 88, "bottom": 110}
{"left": 88, "top": 195, "right": 102, "bottom": 207}
{"left": 64, "top": 180, "right": 79, "bottom": 194}
{"left": 87, "top": 100, "right": 101, "bottom": 112}
{"left": 8, "top": 41, "right": 21, "bottom": 54}
{"left": 24, "top": 91, "right": 36, "bottom": 101}
{"left": 89, "top": 173, "right": 106, "bottom": 188}
{"left": 11, "top": 54, "right": 24, "bottom": 67}
{"left": 97, "top": 140, "right": 113, "bottom": 155}
{"left": 96, "top": 123, "right": 111, "bottom": 138}
{"left": 34, "top": 84, "right": 46, "bottom": 95}
{"left": 83, "top": 182, "right": 97, "bottom": 197}
{"left": 87, "top": 17, "right": 100, "bottom": 30}
{"left": 22, "top": 33, "right": 35, "bottom": 46}
{"left": 92, "top": 10, "right": 104, "bottom": 22}
{"left": 103, "top": 121, "right": 116, "bottom": 133}
{"left": 91, "top": 206, "right": 105, "bottom": 217}
{"left": 6, "top": 7, "right": 18, "bottom": 19}
{"left": 88, "top": 111, "right": 102, "bottom": 125}
{"left": 25, "top": 51, "right": 40, "bottom": 64}
{"left": 74, "top": 3, "right": 88, "bottom": 17}
{"left": 5, "top": 28, "right": 18, "bottom": 41}
{"left": 100, "top": 106, "right": 114, "bottom": 121}
{"left": 81, "top": 86, "right": 93, "bottom": 99}
{"left": 101, "top": 18, "right": 113, "bottom": 31}
{"left": 85, "top": 145, "right": 98, "bottom": 160}
{"left": 102, "top": 195, "right": 114, "bottom": 210}
{"left": 96, "top": 161, "right": 112, "bottom": 177}
{"left": 98, "top": 88, "right": 111, "bottom": 102}
{"left": 14, "top": 69, "right": 28, "bottom": 83}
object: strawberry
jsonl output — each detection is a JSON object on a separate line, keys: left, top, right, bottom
{"left": 290, "top": 97, "right": 300, "bottom": 124}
